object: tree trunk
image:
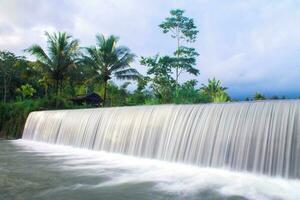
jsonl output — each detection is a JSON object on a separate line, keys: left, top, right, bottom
{"left": 45, "top": 84, "right": 48, "bottom": 97}
{"left": 55, "top": 79, "right": 59, "bottom": 108}
{"left": 176, "top": 34, "right": 179, "bottom": 85}
{"left": 69, "top": 79, "right": 75, "bottom": 96}
{"left": 56, "top": 79, "right": 59, "bottom": 96}
{"left": 176, "top": 28, "right": 180, "bottom": 85}
{"left": 60, "top": 80, "right": 63, "bottom": 96}
{"left": 175, "top": 28, "right": 180, "bottom": 98}
{"left": 3, "top": 78, "right": 6, "bottom": 103}
{"left": 103, "top": 80, "right": 108, "bottom": 107}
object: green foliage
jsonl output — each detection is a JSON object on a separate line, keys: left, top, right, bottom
{"left": 126, "top": 76, "right": 152, "bottom": 105}
{"left": 0, "top": 51, "right": 32, "bottom": 103}
{"left": 254, "top": 93, "right": 266, "bottom": 100}
{"left": 26, "top": 32, "right": 80, "bottom": 96}
{"left": 200, "top": 78, "right": 229, "bottom": 103}
{"left": 159, "top": 9, "right": 198, "bottom": 42}
{"left": 144, "top": 98, "right": 161, "bottom": 105}
{"left": 159, "top": 9, "right": 199, "bottom": 83}
{"left": 0, "top": 100, "right": 41, "bottom": 138}
{"left": 16, "top": 84, "right": 36, "bottom": 100}
{"left": 98, "top": 82, "right": 130, "bottom": 107}
{"left": 174, "top": 46, "right": 199, "bottom": 76}
{"left": 246, "top": 94, "right": 288, "bottom": 101}
{"left": 141, "top": 55, "right": 176, "bottom": 103}
{"left": 213, "top": 90, "right": 230, "bottom": 103}
{"left": 173, "top": 80, "right": 210, "bottom": 104}
{"left": 0, "top": 97, "right": 91, "bottom": 139}
{"left": 81, "top": 34, "right": 140, "bottom": 106}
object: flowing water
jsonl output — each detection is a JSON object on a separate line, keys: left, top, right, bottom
{"left": 1, "top": 140, "right": 300, "bottom": 200}
{"left": 3, "top": 100, "right": 300, "bottom": 199}
{"left": 23, "top": 100, "right": 300, "bottom": 178}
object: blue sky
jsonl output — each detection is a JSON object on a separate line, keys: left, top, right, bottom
{"left": 0, "top": 0, "right": 299, "bottom": 99}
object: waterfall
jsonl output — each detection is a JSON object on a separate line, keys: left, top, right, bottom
{"left": 22, "top": 100, "right": 300, "bottom": 178}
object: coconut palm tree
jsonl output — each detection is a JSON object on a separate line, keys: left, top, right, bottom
{"left": 26, "top": 32, "right": 79, "bottom": 96}
{"left": 81, "top": 34, "right": 140, "bottom": 106}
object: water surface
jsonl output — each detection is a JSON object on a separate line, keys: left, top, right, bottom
{"left": 0, "top": 140, "right": 299, "bottom": 200}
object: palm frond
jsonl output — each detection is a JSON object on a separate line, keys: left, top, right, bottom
{"left": 81, "top": 34, "right": 138, "bottom": 83}
{"left": 115, "top": 68, "right": 140, "bottom": 80}
{"left": 116, "top": 74, "right": 140, "bottom": 80}
{"left": 25, "top": 45, "right": 52, "bottom": 66}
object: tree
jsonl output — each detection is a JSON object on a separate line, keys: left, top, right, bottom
{"left": 0, "top": 51, "right": 30, "bottom": 103}
{"left": 26, "top": 32, "right": 80, "bottom": 96}
{"left": 159, "top": 9, "right": 199, "bottom": 85}
{"left": 213, "top": 90, "right": 230, "bottom": 103}
{"left": 200, "top": 78, "right": 229, "bottom": 102}
{"left": 141, "top": 55, "right": 176, "bottom": 103}
{"left": 254, "top": 93, "right": 266, "bottom": 100}
{"left": 0, "top": 51, "right": 18, "bottom": 102}
{"left": 135, "top": 75, "right": 149, "bottom": 93}
{"left": 81, "top": 34, "right": 140, "bottom": 106}
{"left": 174, "top": 79, "right": 210, "bottom": 104}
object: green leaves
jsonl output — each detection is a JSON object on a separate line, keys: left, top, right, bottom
{"left": 254, "top": 93, "right": 266, "bottom": 100}
{"left": 142, "top": 8, "right": 201, "bottom": 103}
{"left": 200, "top": 78, "right": 230, "bottom": 103}
{"left": 83, "top": 34, "right": 138, "bottom": 81}
{"left": 141, "top": 55, "right": 176, "bottom": 103}
{"left": 174, "top": 46, "right": 199, "bottom": 76}
{"left": 26, "top": 31, "right": 80, "bottom": 96}
{"left": 141, "top": 55, "right": 174, "bottom": 78}
{"left": 159, "top": 9, "right": 198, "bottom": 42}
{"left": 0, "top": 51, "right": 30, "bottom": 102}
{"left": 159, "top": 9, "right": 199, "bottom": 84}
{"left": 81, "top": 34, "right": 139, "bottom": 106}
{"left": 16, "top": 84, "right": 36, "bottom": 99}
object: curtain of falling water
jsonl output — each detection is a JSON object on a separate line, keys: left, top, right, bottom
{"left": 22, "top": 100, "right": 300, "bottom": 178}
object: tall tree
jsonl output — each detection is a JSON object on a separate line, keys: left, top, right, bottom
{"left": 82, "top": 34, "right": 140, "bottom": 106}
{"left": 26, "top": 32, "right": 79, "bottom": 96}
{"left": 141, "top": 55, "right": 176, "bottom": 103}
{"left": 159, "top": 9, "right": 199, "bottom": 85}
{"left": 0, "top": 51, "right": 16, "bottom": 102}
{"left": 0, "top": 51, "right": 26, "bottom": 103}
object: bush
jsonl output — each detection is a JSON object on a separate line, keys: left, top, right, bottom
{"left": 0, "top": 100, "right": 43, "bottom": 138}
{"left": 0, "top": 97, "right": 91, "bottom": 139}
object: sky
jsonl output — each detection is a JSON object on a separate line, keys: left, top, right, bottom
{"left": 0, "top": 0, "right": 299, "bottom": 99}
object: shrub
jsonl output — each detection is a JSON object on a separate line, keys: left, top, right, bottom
{"left": 0, "top": 97, "right": 91, "bottom": 139}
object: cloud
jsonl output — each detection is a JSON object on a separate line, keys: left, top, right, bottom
{"left": 0, "top": 0, "right": 299, "bottom": 98}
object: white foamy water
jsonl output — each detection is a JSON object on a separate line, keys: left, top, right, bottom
{"left": 22, "top": 101, "right": 300, "bottom": 178}
{"left": 11, "top": 140, "right": 300, "bottom": 200}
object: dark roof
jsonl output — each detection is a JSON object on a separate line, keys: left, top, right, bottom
{"left": 71, "top": 92, "right": 103, "bottom": 106}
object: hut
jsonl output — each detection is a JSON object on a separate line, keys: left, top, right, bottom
{"left": 71, "top": 93, "right": 103, "bottom": 107}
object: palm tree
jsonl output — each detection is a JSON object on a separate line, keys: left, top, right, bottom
{"left": 213, "top": 90, "right": 230, "bottom": 102}
{"left": 26, "top": 32, "right": 79, "bottom": 96}
{"left": 81, "top": 34, "right": 140, "bottom": 106}
{"left": 200, "top": 78, "right": 229, "bottom": 102}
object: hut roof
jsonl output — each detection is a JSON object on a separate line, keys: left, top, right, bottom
{"left": 71, "top": 92, "right": 103, "bottom": 106}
